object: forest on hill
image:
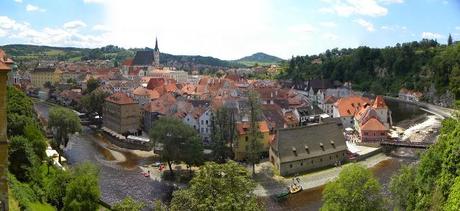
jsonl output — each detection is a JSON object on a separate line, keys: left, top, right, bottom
{"left": 0, "top": 44, "right": 242, "bottom": 72}
{"left": 280, "top": 39, "right": 460, "bottom": 103}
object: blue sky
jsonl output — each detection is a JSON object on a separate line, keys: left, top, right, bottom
{"left": 0, "top": 0, "right": 459, "bottom": 59}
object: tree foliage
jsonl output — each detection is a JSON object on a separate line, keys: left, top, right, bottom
{"left": 321, "top": 164, "right": 384, "bottom": 211}
{"left": 281, "top": 41, "right": 460, "bottom": 98}
{"left": 149, "top": 117, "right": 204, "bottom": 175}
{"left": 112, "top": 196, "right": 145, "bottom": 211}
{"left": 210, "top": 107, "right": 236, "bottom": 163}
{"left": 8, "top": 136, "right": 39, "bottom": 182}
{"left": 85, "top": 78, "right": 101, "bottom": 94}
{"left": 81, "top": 89, "right": 110, "bottom": 116}
{"left": 48, "top": 107, "right": 81, "bottom": 162}
{"left": 389, "top": 117, "right": 460, "bottom": 210}
{"left": 170, "top": 161, "right": 262, "bottom": 211}
{"left": 247, "top": 91, "right": 263, "bottom": 175}
{"left": 63, "top": 162, "right": 101, "bottom": 211}
{"left": 7, "top": 86, "right": 37, "bottom": 136}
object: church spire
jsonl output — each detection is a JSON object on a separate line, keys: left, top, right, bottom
{"left": 154, "top": 37, "right": 159, "bottom": 51}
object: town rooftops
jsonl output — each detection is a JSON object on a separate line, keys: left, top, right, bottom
{"left": 105, "top": 92, "right": 136, "bottom": 105}
{"left": 360, "top": 118, "right": 386, "bottom": 131}
{"left": 272, "top": 118, "right": 346, "bottom": 163}
{"left": 236, "top": 121, "right": 269, "bottom": 135}
{"left": 334, "top": 95, "right": 370, "bottom": 117}
{"left": 132, "top": 50, "right": 154, "bottom": 66}
{"left": 372, "top": 95, "right": 387, "bottom": 108}
{"left": 33, "top": 66, "right": 57, "bottom": 73}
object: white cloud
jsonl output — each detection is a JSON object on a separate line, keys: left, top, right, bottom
{"left": 14, "top": 0, "right": 23, "bottom": 3}
{"left": 320, "top": 21, "right": 337, "bottom": 28}
{"left": 63, "top": 20, "right": 87, "bottom": 30}
{"left": 86, "top": 0, "right": 286, "bottom": 59}
{"left": 1, "top": 16, "right": 108, "bottom": 48}
{"left": 92, "top": 24, "right": 110, "bottom": 31}
{"left": 421, "top": 32, "right": 444, "bottom": 39}
{"left": 380, "top": 25, "right": 407, "bottom": 31}
{"left": 0, "top": 29, "right": 6, "bottom": 37}
{"left": 26, "top": 4, "right": 45, "bottom": 12}
{"left": 455, "top": 26, "right": 460, "bottom": 30}
{"left": 378, "top": 0, "right": 404, "bottom": 4}
{"left": 354, "top": 19, "right": 375, "bottom": 32}
{"left": 320, "top": 0, "right": 388, "bottom": 17}
{"left": 288, "top": 24, "right": 316, "bottom": 33}
{"left": 324, "top": 33, "right": 339, "bottom": 41}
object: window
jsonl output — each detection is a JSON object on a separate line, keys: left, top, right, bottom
{"left": 245, "top": 136, "right": 248, "bottom": 142}
{"left": 290, "top": 164, "right": 293, "bottom": 168}
{"left": 300, "top": 162, "right": 303, "bottom": 166}
{"left": 320, "top": 158, "right": 323, "bottom": 162}
{"left": 201, "top": 120, "right": 204, "bottom": 125}
{"left": 206, "top": 120, "right": 208, "bottom": 124}
{"left": 201, "top": 128, "right": 204, "bottom": 133}
{"left": 311, "top": 160, "right": 314, "bottom": 164}
{"left": 329, "top": 156, "right": 332, "bottom": 160}
{"left": 206, "top": 128, "right": 208, "bottom": 133}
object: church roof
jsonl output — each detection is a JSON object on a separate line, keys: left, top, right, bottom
{"left": 132, "top": 50, "right": 154, "bottom": 66}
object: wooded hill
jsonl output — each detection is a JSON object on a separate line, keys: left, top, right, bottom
{"left": 280, "top": 39, "right": 460, "bottom": 101}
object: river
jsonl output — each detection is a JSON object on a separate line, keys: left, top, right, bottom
{"left": 34, "top": 98, "right": 430, "bottom": 210}
{"left": 34, "top": 102, "right": 173, "bottom": 208}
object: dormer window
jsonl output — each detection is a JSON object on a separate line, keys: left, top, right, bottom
{"left": 304, "top": 145, "right": 309, "bottom": 154}
{"left": 320, "top": 142, "right": 325, "bottom": 151}
{"left": 292, "top": 147, "right": 297, "bottom": 156}
{"left": 330, "top": 140, "right": 335, "bottom": 149}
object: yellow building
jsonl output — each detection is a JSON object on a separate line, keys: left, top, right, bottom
{"left": 233, "top": 121, "right": 270, "bottom": 161}
{"left": 30, "top": 67, "right": 62, "bottom": 88}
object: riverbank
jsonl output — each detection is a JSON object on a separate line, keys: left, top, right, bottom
{"left": 253, "top": 153, "right": 391, "bottom": 197}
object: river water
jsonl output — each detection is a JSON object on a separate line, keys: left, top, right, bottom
{"left": 34, "top": 98, "right": 428, "bottom": 210}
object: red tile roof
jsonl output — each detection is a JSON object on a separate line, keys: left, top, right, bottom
{"left": 236, "top": 121, "right": 269, "bottom": 135}
{"left": 105, "top": 92, "right": 136, "bottom": 105}
{"left": 146, "top": 78, "right": 166, "bottom": 90}
{"left": 360, "top": 118, "right": 386, "bottom": 131}
{"left": 334, "top": 96, "right": 370, "bottom": 117}
{"left": 372, "top": 95, "right": 387, "bottom": 108}
{"left": 122, "top": 59, "right": 133, "bottom": 66}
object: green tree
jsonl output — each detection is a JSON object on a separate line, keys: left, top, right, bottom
{"left": 246, "top": 91, "right": 263, "bottom": 175}
{"left": 81, "top": 89, "right": 110, "bottom": 117}
{"left": 85, "top": 78, "right": 100, "bottom": 94}
{"left": 445, "top": 177, "right": 460, "bottom": 211}
{"left": 7, "top": 86, "right": 36, "bottom": 136}
{"left": 448, "top": 33, "right": 453, "bottom": 46}
{"left": 8, "top": 136, "right": 38, "bottom": 182}
{"left": 321, "top": 164, "right": 384, "bottom": 211}
{"left": 149, "top": 117, "right": 203, "bottom": 176}
{"left": 46, "top": 169, "right": 71, "bottom": 210}
{"left": 23, "top": 124, "right": 48, "bottom": 161}
{"left": 449, "top": 65, "right": 460, "bottom": 98}
{"left": 170, "top": 161, "right": 262, "bottom": 211}
{"left": 389, "top": 165, "right": 418, "bottom": 210}
{"left": 48, "top": 107, "right": 82, "bottom": 163}
{"left": 210, "top": 107, "right": 235, "bottom": 163}
{"left": 63, "top": 162, "right": 100, "bottom": 211}
{"left": 113, "top": 196, "right": 145, "bottom": 211}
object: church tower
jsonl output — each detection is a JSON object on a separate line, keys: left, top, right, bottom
{"left": 153, "top": 37, "right": 160, "bottom": 67}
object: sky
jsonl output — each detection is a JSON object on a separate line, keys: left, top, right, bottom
{"left": 0, "top": 0, "right": 459, "bottom": 60}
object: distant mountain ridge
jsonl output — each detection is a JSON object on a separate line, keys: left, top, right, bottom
{"left": 235, "top": 52, "right": 284, "bottom": 66}
{"left": 0, "top": 44, "right": 244, "bottom": 72}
